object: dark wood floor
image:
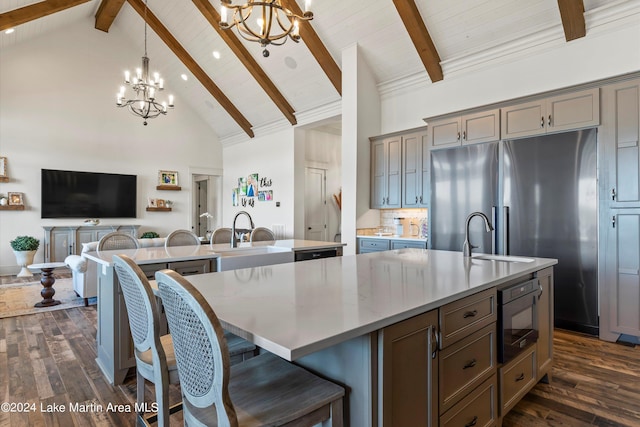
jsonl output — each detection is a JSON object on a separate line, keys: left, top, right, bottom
{"left": 0, "top": 306, "right": 638, "bottom": 426}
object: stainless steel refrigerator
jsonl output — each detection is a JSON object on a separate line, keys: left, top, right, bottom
{"left": 430, "top": 129, "right": 598, "bottom": 334}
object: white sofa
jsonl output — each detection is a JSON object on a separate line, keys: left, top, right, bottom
{"left": 65, "top": 237, "right": 166, "bottom": 306}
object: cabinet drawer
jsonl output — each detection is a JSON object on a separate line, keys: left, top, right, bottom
{"left": 500, "top": 344, "right": 536, "bottom": 415}
{"left": 139, "top": 263, "right": 168, "bottom": 280}
{"left": 168, "top": 259, "right": 213, "bottom": 276}
{"left": 440, "top": 374, "right": 498, "bottom": 427}
{"left": 440, "top": 287, "right": 496, "bottom": 348}
{"left": 358, "top": 238, "right": 390, "bottom": 252}
{"left": 390, "top": 240, "right": 426, "bottom": 249}
{"left": 440, "top": 323, "right": 497, "bottom": 413}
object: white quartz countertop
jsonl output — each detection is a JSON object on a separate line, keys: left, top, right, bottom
{"left": 357, "top": 234, "right": 427, "bottom": 242}
{"left": 177, "top": 249, "right": 557, "bottom": 361}
{"left": 83, "top": 239, "right": 346, "bottom": 266}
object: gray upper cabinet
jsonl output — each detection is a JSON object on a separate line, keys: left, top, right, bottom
{"left": 602, "top": 79, "right": 640, "bottom": 206}
{"left": 501, "top": 88, "right": 600, "bottom": 139}
{"left": 427, "top": 109, "right": 500, "bottom": 150}
{"left": 371, "top": 135, "right": 402, "bottom": 209}
{"left": 402, "top": 130, "right": 429, "bottom": 208}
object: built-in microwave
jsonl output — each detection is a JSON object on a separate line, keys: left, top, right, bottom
{"left": 498, "top": 278, "right": 541, "bottom": 363}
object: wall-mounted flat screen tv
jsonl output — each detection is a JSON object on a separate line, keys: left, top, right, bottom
{"left": 41, "top": 169, "right": 137, "bottom": 218}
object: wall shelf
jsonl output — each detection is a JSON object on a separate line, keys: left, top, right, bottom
{"left": 156, "top": 185, "right": 181, "bottom": 191}
{"left": 0, "top": 205, "right": 24, "bottom": 210}
{"left": 0, "top": 177, "right": 8, "bottom": 183}
{"left": 146, "top": 207, "right": 172, "bottom": 212}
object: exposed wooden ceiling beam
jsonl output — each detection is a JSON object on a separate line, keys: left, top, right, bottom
{"left": 126, "top": 0, "right": 254, "bottom": 138}
{"left": 192, "top": 0, "right": 297, "bottom": 126}
{"left": 95, "top": 0, "right": 126, "bottom": 32}
{"left": 280, "top": 0, "right": 342, "bottom": 95}
{"left": 0, "top": 0, "right": 90, "bottom": 32}
{"left": 557, "top": 0, "right": 586, "bottom": 41}
{"left": 392, "top": 0, "right": 443, "bottom": 83}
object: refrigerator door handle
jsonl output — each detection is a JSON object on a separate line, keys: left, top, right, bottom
{"left": 503, "top": 206, "right": 509, "bottom": 255}
{"left": 491, "top": 206, "right": 497, "bottom": 255}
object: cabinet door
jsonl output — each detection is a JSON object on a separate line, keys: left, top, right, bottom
{"left": 371, "top": 139, "right": 387, "bottom": 208}
{"left": 546, "top": 88, "right": 600, "bottom": 133}
{"left": 386, "top": 136, "right": 402, "bottom": 208}
{"left": 501, "top": 100, "right": 546, "bottom": 139}
{"left": 536, "top": 268, "right": 554, "bottom": 381}
{"left": 50, "top": 229, "right": 74, "bottom": 262}
{"left": 428, "top": 117, "right": 462, "bottom": 149}
{"left": 604, "top": 80, "right": 640, "bottom": 206}
{"left": 402, "top": 131, "right": 429, "bottom": 208}
{"left": 380, "top": 310, "right": 438, "bottom": 426}
{"left": 168, "top": 259, "right": 212, "bottom": 276}
{"left": 606, "top": 210, "right": 640, "bottom": 337}
{"left": 462, "top": 109, "right": 500, "bottom": 145}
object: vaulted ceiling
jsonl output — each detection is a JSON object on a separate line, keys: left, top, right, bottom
{"left": 0, "top": 0, "right": 634, "bottom": 141}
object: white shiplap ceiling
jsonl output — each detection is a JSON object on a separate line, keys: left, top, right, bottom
{"left": 1, "top": 0, "right": 637, "bottom": 141}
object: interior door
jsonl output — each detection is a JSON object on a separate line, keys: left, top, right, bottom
{"left": 305, "top": 167, "right": 327, "bottom": 241}
{"left": 195, "top": 179, "right": 208, "bottom": 237}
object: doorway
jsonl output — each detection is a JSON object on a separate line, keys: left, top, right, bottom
{"left": 191, "top": 171, "right": 221, "bottom": 238}
{"left": 194, "top": 178, "right": 208, "bottom": 237}
{"left": 305, "top": 167, "right": 327, "bottom": 241}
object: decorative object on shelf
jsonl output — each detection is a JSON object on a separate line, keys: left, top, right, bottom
{"left": 84, "top": 218, "right": 100, "bottom": 226}
{"left": 141, "top": 231, "right": 160, "bottom": 238}
{"left": 219, "top": 0, "right": 313, "bottom": 57}
{"left": 116, "top": 0, "right": 174, "bottom": 125}
{"left": 165, "top": 200, "right": 173, "bottom": 208}
{"left": 419, "top": 217, "right": 428, "bottom": 239}
{"left": 157, "top": 199, "right": 166, "bottom": 208}
{"left": 8, "top": 192, "right": 23, "bottom": 206}
{"left": 0, "top": 195, "right": 7, "bottom": 206}
{"left": 333, "top": 189, "right": 342, "bottom": 210}
{"left": 0, "top": 156, "right": 6, "bottom": 180}
{"left": 10, "top": 235, "right": 40, "bottom": 278}
{"left": 158, "top": 170, "right": 178, "bottom": 186}
{"left": 200, "top": 212, "right": 214, "bottom": 238}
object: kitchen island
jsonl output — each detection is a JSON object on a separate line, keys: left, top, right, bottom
{"left": 178, "top": 249, "right": 556, "bottom": 426}
{"left": 83, "top": 239, "right": 346, "bottom": 385}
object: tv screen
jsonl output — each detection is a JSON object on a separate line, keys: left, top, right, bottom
{"left": 41, "top": 169, "right": 137, "bottom": 218}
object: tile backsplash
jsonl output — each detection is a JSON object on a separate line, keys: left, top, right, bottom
{"left": 357, "top": 208, "right": 428, "bottom": 237}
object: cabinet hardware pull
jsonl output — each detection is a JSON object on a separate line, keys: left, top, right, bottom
{"left": 457, "top": 132, "right": 461, "bottom": 141}
{"left": 541, "top": 117, "right": 544, "bottom": 128}
{"left": 465, "top": 416, "right": 478, "bottom": 427}
{"left": 463, "top": 359, "right": 477, "bottom": 369}
{"left": 181, "top": 270, "right": 199, "bottom": 275}
{"left": 463, "top": 309, "right": 478, "bottom": 318}
{"left": 430, "top": 326, "right": 439, "bottom": 359}
{"left": 419, "top": 196, "right": 423, "bottom": 203}
{"left": 548, "top": 114, "right": 552, "bottom": 126}
{"left": 611, "top": 188, "right": 616, "bottom": 201}
{"left": 462, "top": 131, "right": 467, "bottom": 140}
{"left": 515, "top": 373, "right": 525, "bottom": 382}
{"left": 416, "top": 196, "right": 418, "bottom": 203}
{"left": 612, "top": 216, "right": 616, "bottom": 228}
{"left": 538, "top": 282, "right": 543, "bottom": 300}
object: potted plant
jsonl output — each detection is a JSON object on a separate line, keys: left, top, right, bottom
{"left": 10, "top": 235, "right": 40, "bottom": 277}
{"left": 141, "top": 231, "right": 160, "bottom": 239}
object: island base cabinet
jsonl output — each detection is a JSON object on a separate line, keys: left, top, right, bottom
{"left": 379, "top": 309, "right": 438, "bottom": 427}
{"left": 440, "top": 375, "right": 498, "bottom": 427}
{"left": 499, "top": 345, "right": 536, "bottom": 416}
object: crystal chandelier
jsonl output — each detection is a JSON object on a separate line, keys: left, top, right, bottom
{"left": 219, "top": 0, "right": 313, "bottom": 57}
{"left": 116, "top": 0, "right": 174, "bottom": 125}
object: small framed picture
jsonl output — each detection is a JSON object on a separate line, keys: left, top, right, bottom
{"left": 157, "top": 199, "right": 166, "bottom": 208}
{"left": 8, "top": 192, "right": 23, "bottom": 205}
{"left": 0, "top": 157, "right": 6, "bottom": 178}
{"left": 149, "top": 198, "right": 157, "bottom": 208}
{"left": 158, "top": 170, "right": 178, "bottom": 186}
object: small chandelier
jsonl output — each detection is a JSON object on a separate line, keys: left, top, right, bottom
{"left": 219, "top": 0, "right": 313, "bottom": 57}
{"left": 116, "top": 0, "right": 174, "bottom": 125}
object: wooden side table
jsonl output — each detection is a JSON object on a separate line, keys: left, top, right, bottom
{"left": 28, "top": 262, "right": 67, "bottom": 307}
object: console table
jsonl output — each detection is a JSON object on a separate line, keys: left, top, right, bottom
{"left": 42, "top": 225, "right": 140, "bottom": 262}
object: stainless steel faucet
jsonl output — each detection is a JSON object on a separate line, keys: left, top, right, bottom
{"left": 230, "top": 210, "right": 255, "bottom": 248}
{"left": 462, "top": 212, "right": 494, "bottom": 257}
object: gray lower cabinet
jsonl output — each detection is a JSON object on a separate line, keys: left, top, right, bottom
{"left": 501, "top": 88, "right": 599, "bottom": 139}
{"left": 358, "top": 237, "right": 390, "bottom": 253}
{"left": 43, "top": 225, "right": 139, "bottom": 262}
{"left": 390, "top": 239, "right": 427, "bottom": 250}
{"left": 379, "top": 309, "right": 438, "bottom": 426}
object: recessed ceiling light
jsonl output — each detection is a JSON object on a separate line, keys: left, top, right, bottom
{"left": 212, "top": 51, "right": 221, "bottom": 59}
{"left": 181, "top": 74, "right": 188, "bottom": 81}
{"left": 5, "top": 28, "right": 15, "bottom": 34}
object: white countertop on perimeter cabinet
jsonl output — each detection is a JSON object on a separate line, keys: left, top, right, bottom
{"left": 83, "top": 239, "right": 346, "bottom": 266}
{"left": 357, "top": 233, "right": 427, "bottom": 242}
{"left": 178, "top": 249, "right": 557, "bottom": 361}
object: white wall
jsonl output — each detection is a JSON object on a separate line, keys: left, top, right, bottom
{"left": 0, "top": 19, "right": 222, "bottom": 274}
{"left": 222, "top": 129, "right": 296, "bottom": 236}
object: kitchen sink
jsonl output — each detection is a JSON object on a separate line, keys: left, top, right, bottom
{"left": 473, "top": 254, "right": 535, "bottom": 263}
{"left": 213, "top": 246, "right": 294, "bottom": 271}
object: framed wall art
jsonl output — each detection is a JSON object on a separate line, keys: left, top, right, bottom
{"left": 158, "top": 170, "right": 179, "bottom": 186}
{"left": 0, "top": 157, "right": 6, "bottom": 178}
